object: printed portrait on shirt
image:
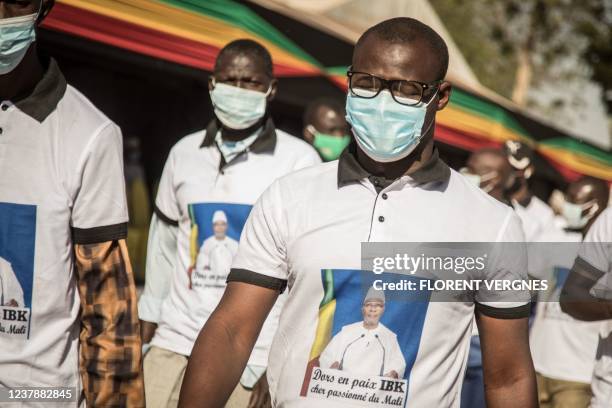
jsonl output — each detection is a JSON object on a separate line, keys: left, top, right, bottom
{"left": 0, "top": 202, "right": 36, "bottom": 339}
{"left": 187, "top": 203, "right": 251, "bottom": 290}
{"left": 300, "top": 269, "right": 432, "bottom": 408}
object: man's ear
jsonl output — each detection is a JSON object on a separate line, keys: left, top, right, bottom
{"left": 303, "top": 125, "right": 315, "bottom": 143}
{"left": 38, "top": 0, "right": 55, "bottom": 23}
{"left": 267, "top": 78, "right": 278, "bottom": 101}
{"left": 208, "top": 76, "right": 214, "bottom": 92}
{"left": 436, "top": 81, "right": 452, "bottom": 111}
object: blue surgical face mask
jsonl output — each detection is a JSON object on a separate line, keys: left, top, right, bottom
{"left": 562, "top": 200, "right": 599, "bottom": 229}
{"left": 459, "top": 168, "right": 498, "bottom": 193}
{"left": 209, "top": 81, "right": 270, "bottom": 130}
{"left": 0, "top": 12, "right": 38, "bottom": 75}
{"left": 345, "top": 90, "right": 437, "bottom": 162}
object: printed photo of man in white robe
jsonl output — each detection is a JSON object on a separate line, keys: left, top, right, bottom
{"left": 0, "top": 256, "right": 24, "bottom": 308}
{"left": 195, "top": 210, "right": 239, "bottom": 288}
{"left": 319, "top": 288, "right": 406, "bottom": 379}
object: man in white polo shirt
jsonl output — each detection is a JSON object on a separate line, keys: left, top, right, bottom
{"left": 0, "top": 0, "right": 143, "bottom": 406}
{"left": 560, "top": 207, "right": 612, "bottom": 408}
{"left": 530, "top": 177, "right": 609, "bottom": 408}
{"left": 138, "top": 39, "right": 320, "bottom": 407}
{"left": 180, "top": 18, "right": 537, "bottom": 408}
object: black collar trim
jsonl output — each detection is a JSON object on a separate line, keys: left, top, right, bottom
{"left": 15, "top": 59, "right": 67, "bottom": 123}
{"left": 200, "top": 116, "right": 277, "bottom": 154}
{"left": 337, "top": 143, "right": 451, "bottom": 188}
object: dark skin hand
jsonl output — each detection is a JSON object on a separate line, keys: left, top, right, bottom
{"left": 0, "top": 0, "right": 45, "bottom": 102}
{"left": 208, "top": 52, "right": 277, "bottom": 142}
{"left": 303, "top": 104, "right": 348, "bottom": 143}
{"left": 140, "top": 320, "right": 157, "bottom": 344}
{"left": 248, "top": 373, "right": 271, "bottom": 408}
{"left": 466, "top": 150, "right": 513, "bottom": 203}
{"left": 350, "top": 35, "right": 452, "bottom": 179}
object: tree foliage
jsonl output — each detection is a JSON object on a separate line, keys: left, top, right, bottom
{"left": 430, "top": 0, "right": 612, "bottom": 112}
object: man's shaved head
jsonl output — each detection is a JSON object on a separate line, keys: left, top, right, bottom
{"left": 566, "top": 176, "right": 609, "bottom": 233}
{"left": 214, "top": 39, "right": 273, "bottom": 78}
{"left": 354, "top": 17, "right": 449, "bottom": 80}
{"left": 567, "top": 177, "right": 609, "bottom": 207}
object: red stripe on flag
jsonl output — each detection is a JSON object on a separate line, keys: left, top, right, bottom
{"left": 41, "top": 2, "right": 313, "bottom": 76}
{"left": 434, "top": 124, "right": 502, "bottom": 151}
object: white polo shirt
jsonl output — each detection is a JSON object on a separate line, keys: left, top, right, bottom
{"left": 529, "top": 229, "right": 602, "bottom": 383}
{"left": 149, "top": 118, "right": 321, "bottom": 367}
{"left": 576, "top": 208, "right": 612, "bottom": 407}
{"left": 0, "top": 60, "right": 128, "bottom": 404}
{"left": 229, "top": 145, "right": 529, "bottom": 408}
{"left": 512, "top": 196, "right": 557, "bottom": 242}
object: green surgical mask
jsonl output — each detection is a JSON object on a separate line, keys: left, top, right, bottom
{"left": 310, "top": 127, "right": 350, "bottom": 161}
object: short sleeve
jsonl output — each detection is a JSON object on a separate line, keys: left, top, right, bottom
{"left": 474, "top": 210, "right": 531, "bottom": 319}
{"left": 578, "top": 208, "right": 612, "bottom": 298}
{"left": 579, "top": 208, "right": 612, "bottom": 274}
{"left": 71, "top": 123, "right": 128, "bottom": 244}
{"left": 292, "top": 145, "right": 322, "bottom": 171}
{"left": 227, "top": 180, "right": 289, "bottom": 292}
{"left": 154, "top": 148, "right": 180, "bottom": 225}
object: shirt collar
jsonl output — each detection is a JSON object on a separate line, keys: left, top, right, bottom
{"left": 337, "top": 142, "right": 451, "bottom": 189}
{"left": 200, "top": 116, "right": 277, "bottom": 154}
{"left": 14, "top": 58, "right": 67, "bottom": 123}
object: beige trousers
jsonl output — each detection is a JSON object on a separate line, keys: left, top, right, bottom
{"left": 144, "top": 346, "right": 253, "bottom": 408}
{"left": 537, "top": 373, "right": 592, "bottom": 408}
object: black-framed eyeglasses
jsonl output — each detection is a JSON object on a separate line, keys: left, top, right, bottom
{"left": 347, "top": 67, "right": 442, "bottom": 106}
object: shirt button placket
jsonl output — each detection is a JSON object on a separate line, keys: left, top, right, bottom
{"left": 0, "top": 103, "right": 8, "bottom": 136}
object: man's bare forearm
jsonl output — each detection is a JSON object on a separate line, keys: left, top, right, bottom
{"left": 179, "top": 310, "right": 252, "bottom": 407}
{"left": 560, "top": 257, "right": 612, "bottom": 321}
{"left": 179, "top": 282, "right": 278, "bottom": 407}
{"left": 560, "top": 299, "right": 612, "bottom": 321}
{"left": 478, "top": 314, "right": 537, "bottom": 408}
{"left": 485, "top": 373, "right": 538, "bottom": 408}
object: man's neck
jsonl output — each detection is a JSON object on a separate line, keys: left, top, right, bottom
{"left": 220, "top": 116, "right": 266, "bottom": 142}
{"left": 362, "top": 322, "right": 379, "bottom": 330}
{"left": 512, "top": 181, "right": 531, "bottom": 206}
{"left": 356, "top": 137, "right": 435, "bottom": 180}
{"left": 0, "top": 45, "right": 44, "bottom": 102}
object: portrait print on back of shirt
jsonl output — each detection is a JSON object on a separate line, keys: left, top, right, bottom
{"left": 187, "top": 202, "right": 252, "bottom": 290}
{"left": 0, "top": 202, "right": 36, "bottom": 339}
{"left": 300, "top": 269, "right": 432, "bottom": 408}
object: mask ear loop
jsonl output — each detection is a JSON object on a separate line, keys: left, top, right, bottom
{"left": 263, "top": 83, "right": 273, "bottom": 97}
{"left": 306, "top": 124, "right": 318, "bottom": 135}
{"left": 480, "top": 171, "right": 501, "bottom": 193}
{"left": 582, "top": 200, "right": 599, "bottom": 221}
{"left": 412, "top": 88, "right": 440, "bottom": 146}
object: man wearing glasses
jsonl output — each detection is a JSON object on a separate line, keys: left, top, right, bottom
{"left": 138, "top": 39, "right": 320, "bottom": 407}
{"left": 0, "top": 0, "right": 143, "bottom": 406}
{"left": 180, "top": 18, "right": 537, "bottom": 408}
